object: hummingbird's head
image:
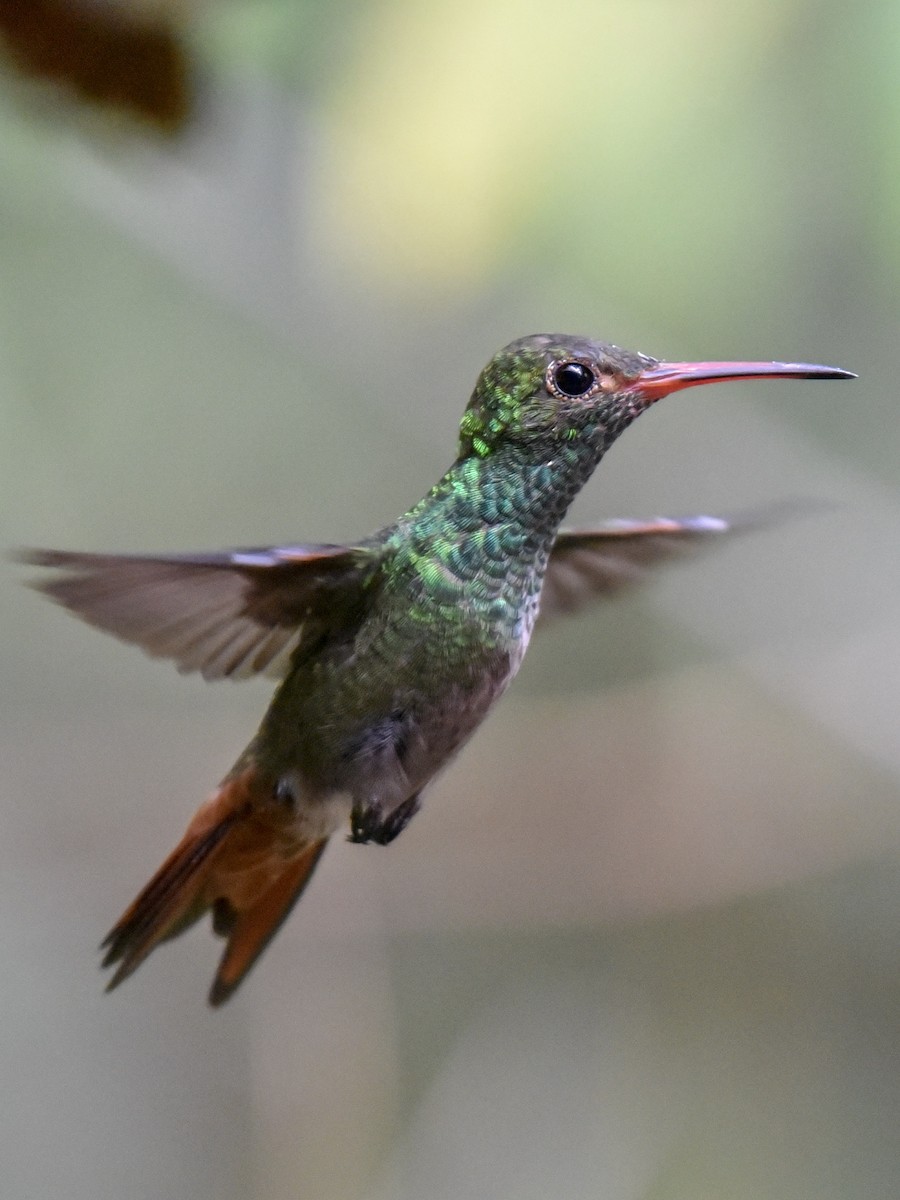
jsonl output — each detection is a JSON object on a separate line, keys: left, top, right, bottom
{"left": 458, "top": 333, "right": 673, "bottom": 461}
{"left": 458, "top": 333, "right": 855, "bottom": 460}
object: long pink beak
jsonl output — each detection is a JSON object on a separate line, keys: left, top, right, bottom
{"left": 634, "top": 359, "right": 855, "bottom": 400}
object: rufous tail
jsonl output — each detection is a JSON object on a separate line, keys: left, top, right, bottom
{"left": 101, "top": 768, "right": 328, "bottom": 1005}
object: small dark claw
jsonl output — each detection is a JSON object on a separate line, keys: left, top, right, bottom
{"left": 349, "top": 797, "right": 386, "bottom": 843}
{"left": 371, "top": 793, "right": 422, "bottom": 845}
{"left": 348, "top": 794, "right": 421, "bottom": 846}
{"left": 348, "top": 801, "right": 378, "bottom": 844}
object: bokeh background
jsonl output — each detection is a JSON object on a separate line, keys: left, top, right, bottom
{"left": 2, "top": 2, "right": 899, "bottom": 1197}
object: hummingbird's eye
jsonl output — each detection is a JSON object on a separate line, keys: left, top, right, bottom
{"left": 549, "top": 360, "right": 597, "bottom": 399}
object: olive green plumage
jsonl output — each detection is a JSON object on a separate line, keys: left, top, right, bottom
{"left": 18, "top": 333, "right": 853, "bottom": 1002}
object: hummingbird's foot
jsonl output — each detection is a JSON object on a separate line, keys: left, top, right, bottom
{"left": 349, "top": 793, "right": 422, "bottom": 846}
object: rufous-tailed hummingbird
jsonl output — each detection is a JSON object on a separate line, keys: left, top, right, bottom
{"left": 20, "top": 334, "right": 854, "bottom": 1004}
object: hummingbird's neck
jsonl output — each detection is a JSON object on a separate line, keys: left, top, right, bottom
{"left": 393, "top": 428, "right": 609, "bottom": 600}
{"left": 455, "top": 434, "right": 607, "bottom": 535}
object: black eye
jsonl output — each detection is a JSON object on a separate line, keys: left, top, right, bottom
{"left": 551, "top": 361, "right": 596, "bottom": 398}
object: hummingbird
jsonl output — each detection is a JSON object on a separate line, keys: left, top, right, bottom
{"left": 20, "top": 334, "right": 854, "bottom": 1005}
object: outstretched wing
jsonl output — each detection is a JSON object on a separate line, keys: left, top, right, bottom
{"left": 18, "top": 542, "right": 380, "bottom": 681}
{"left": 540, "top": 515, "right": 737, "bottom": 622}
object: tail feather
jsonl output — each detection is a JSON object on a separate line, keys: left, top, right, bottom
{"left": 101, "top": 803, "right": 248, "bottom": 991}
{"left": 100, "top": 767, "right": 329, "bottom": 1003}
{"left": 208, "top": 840, "right": 328, "bottom": 1007}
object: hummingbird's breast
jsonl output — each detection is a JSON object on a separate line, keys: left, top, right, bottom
{"left": 260, "top": 544, "right": 539, "bottom": 807}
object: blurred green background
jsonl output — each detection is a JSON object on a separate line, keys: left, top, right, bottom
{"left": 2, "top": 1, "right": 899, "bottom": 1198}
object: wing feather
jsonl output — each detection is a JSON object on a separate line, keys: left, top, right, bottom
{"left": 17, "top": 543, "right": 378, "bottom": 680}
{"left": 540, "top": 515, "right": 735, "bottom": 621}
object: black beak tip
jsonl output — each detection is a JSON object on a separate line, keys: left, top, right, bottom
{"left": 807, "top": 366, "right": 857, "bottom": 380}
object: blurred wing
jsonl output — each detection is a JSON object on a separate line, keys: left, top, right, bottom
{"left": 539, "top": 515, "right": 735, "bottom": 622}
{"left": 18, "top": 543, "right": 379, "bottom": 681}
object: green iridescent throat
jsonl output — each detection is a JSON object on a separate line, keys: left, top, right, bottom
{"left": 386, "top": 425, "right": 611, "bottom": 637}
